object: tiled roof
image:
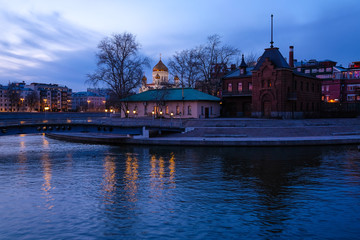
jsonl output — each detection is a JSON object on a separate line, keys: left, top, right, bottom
{"left": 223, "top": 67, "right": 254, "bottom": 79}
{"left": 253, "top": 47, "right": 290, "bottom": 71}
{"left": 120, "top": 88, "right": 220, "bottom": 102}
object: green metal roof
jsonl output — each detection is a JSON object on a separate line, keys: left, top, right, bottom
{"left": 120, "top": 88, "right": 220, "bottom": 102}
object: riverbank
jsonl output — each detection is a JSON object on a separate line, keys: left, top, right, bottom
{"left": 46, "top": 117, "right": 360, "bottom": 147}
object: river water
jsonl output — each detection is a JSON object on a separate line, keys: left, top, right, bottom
{"left": 1, "top": 134, "right": 360, "bottom": 240}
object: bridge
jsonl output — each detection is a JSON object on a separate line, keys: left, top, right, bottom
{"left": 0, "top": 113, "right": 185, "bottom": 137}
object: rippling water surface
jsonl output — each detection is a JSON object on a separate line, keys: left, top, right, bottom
{"left": 1, "top": 134, "right": 360, "bottom": 239}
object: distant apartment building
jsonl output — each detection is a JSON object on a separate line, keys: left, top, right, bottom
{"left": 294, "top": 59, "right": 340, "bottom": 102}
{"left": 28, "top": 83, "right": 72, "bottom": 112}
{"left": 0, "top": 82, "right": 72, "bottom": 112}
{"left": 0, "top": 82, "right": 37, "bottom": 112}
{"left": 71, "top": 91, "right": 106, "bottom": 112}
{"left": 295, "top": 60, "right": 360, "bottom": 103}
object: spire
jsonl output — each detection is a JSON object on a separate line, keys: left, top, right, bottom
{"left": 240, "top": 54, "right": 247, "bottom": 68}
{"left": 160, "top": 53, "right": 162, "bottom": 60}
{"left": 270, "top": 14, "right": 274, "bottom": 48}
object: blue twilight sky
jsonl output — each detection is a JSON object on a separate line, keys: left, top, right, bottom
{"left": 0, "top": 0, "right": 359, "bottom": 92}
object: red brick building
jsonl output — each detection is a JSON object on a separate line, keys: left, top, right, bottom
{"left": 222, "top": 45, "right": 322, "bottom": 118}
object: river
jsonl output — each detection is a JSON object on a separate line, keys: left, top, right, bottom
{"left": 1, "top": 134, "right": 360, "bottom": 239}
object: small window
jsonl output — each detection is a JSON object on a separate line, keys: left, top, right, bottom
{"left": 248, "top": 83, "right": 252, "bottom": 91}
{"left": 201, "top": 106, "right": 204, "bottom": 115}
{"left": 227, "top": 83, "right": 232, "bottom": 92}
{"left": 176, "top": 106, "right": 180, "bottom": 115}
{"left": 187, "top": 105, "right": 192, "bottom": 115}
{"left": 238, "top": 82, "right": 242, "bottom": 92}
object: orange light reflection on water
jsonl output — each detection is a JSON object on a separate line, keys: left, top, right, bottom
{"left": 124, "top": 154, "right": 139, "bottom": 203}
{"left": 102, "top": 156, "right": 117, "bottom": 204}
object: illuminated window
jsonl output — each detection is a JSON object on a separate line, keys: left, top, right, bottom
{"left": 249, "top": 83, "right": 252, "bottom": 91}
{"left": 166, "top": 106, "right": 169, "bottom": 114}
{"left": 326, "top": 67, "right": 332, "bottom": 72}
{"left": 176, "top": 106, "right": 180, "bottom": 115}
{"left": 238, "top": 82, "right": 243, "bottom": 92}
{"left": 227, "top": 83, "right": 232, "bottom": 92}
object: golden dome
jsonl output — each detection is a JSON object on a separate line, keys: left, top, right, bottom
{"left": 174, "top": 75, "right": 179, "bottom": 80}
{"left": 142, "top": 76, "right": 147, "bottom": 81}
{"left": 153, "top": 59, "right": 168, "bottom": 72}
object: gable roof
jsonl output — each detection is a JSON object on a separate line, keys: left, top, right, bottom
{"left": 253, "top": 47, "right": 290, "bottom": 71}
{"left": 223, "top": 67, "right": 254, "bottom": 79}
{"left": 120, "top": 88, "right": 220, "bottom": 102}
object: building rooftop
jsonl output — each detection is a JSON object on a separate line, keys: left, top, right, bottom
{"left": 253, "top": 47, "right": 290, "bottom": 71}
{"left": 120, "top": 88, "right": 220, "bottom": 102}
{"left": 223, "top": 67, "right": 254, "bottom": 79}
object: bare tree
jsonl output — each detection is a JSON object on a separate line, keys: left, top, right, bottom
{"left": 244, "top": 52, "right": 258, "bottom": 67}
{"left": 7, "top": 83, "right": 21, "bottom": 112}
{"left": 25, "top": 90, "right": 39, "bottom": 112}
{"left": 168, "top": 49, "right": 200, "bottom": 88}
{"left": 87, "top": 32, "right": 150, "bottom": 115}
{"left": 195, "top": 34, "right": 240, "bottom": 95}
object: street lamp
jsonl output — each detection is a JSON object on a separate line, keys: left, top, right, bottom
{"left": 87, "top": 100, "right": 91, "bottom": 112}
{"left": 20, "top": 98, "right": 24, "bottom": 112}
{"left": 126, "top": 109, "right": 130, "bottom": 118}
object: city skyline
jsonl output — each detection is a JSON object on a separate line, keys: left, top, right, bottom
{"left": 0, "top": 0, "right": 359, "bottom": 92}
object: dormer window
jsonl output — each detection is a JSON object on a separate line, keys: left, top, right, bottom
{"left": 240, "top": 69, "right": 244, "bottom": 75}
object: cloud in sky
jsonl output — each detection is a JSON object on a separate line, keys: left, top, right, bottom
{"left": 0, "top": 0, "right": 359, "bottom": 91}
{"left": 0, "top": 9, "right": 100, "bottom": 90}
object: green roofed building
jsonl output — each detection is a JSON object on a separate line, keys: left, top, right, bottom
{"left": 120, "top": 88, "right": 221, "bottom": 118}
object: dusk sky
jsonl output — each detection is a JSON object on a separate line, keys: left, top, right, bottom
{"left": 0, "top": 0, "right": 359, "bottom": 92}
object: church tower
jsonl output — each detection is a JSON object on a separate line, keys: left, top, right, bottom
{"left": 152, "top": 56, "right": 169, "bottom": 87}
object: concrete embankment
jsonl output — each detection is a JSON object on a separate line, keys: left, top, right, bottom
{"left": 45, "top": 117, "right": 360, "bottom": 147}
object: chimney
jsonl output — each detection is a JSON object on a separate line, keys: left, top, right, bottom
{"left": 289, "top": 46, "right": 294, "bottom": 68}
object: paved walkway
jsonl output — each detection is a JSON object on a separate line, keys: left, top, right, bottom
{"left": 46, "top": 117, "right": 360, "bottom": 147}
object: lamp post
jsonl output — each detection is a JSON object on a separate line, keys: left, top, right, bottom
{"left": 20, "top": 98, "right": 24, "bottom": 112}
{"left": 159, "top": 110, "right": 163, "bottom": 127}
{"left": 170, "top": 112, "right": 174, "bottom": 127}
{"left": 87, "top": 100, "right": 91, "bottom": 112}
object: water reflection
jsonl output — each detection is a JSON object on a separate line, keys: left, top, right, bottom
{"left": 17, "top": 134, "right": 27, "bottom": 176}
{"left": 1, "top": 135, "right": 360, "bottom": 240}
{"left": 102, "top": 155, "right": 117, "bottom": 204}
{"left": 124, "top": 154, "right": 139, "bottom": 203}
{"left": 40, "top": 134, "right": 54, "bottom": 210}
{"left": 150, "top": 152, "right": 176, "bottom": 194}
{"left": 41, "top": 152, "right": 54, "bottom": 210}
